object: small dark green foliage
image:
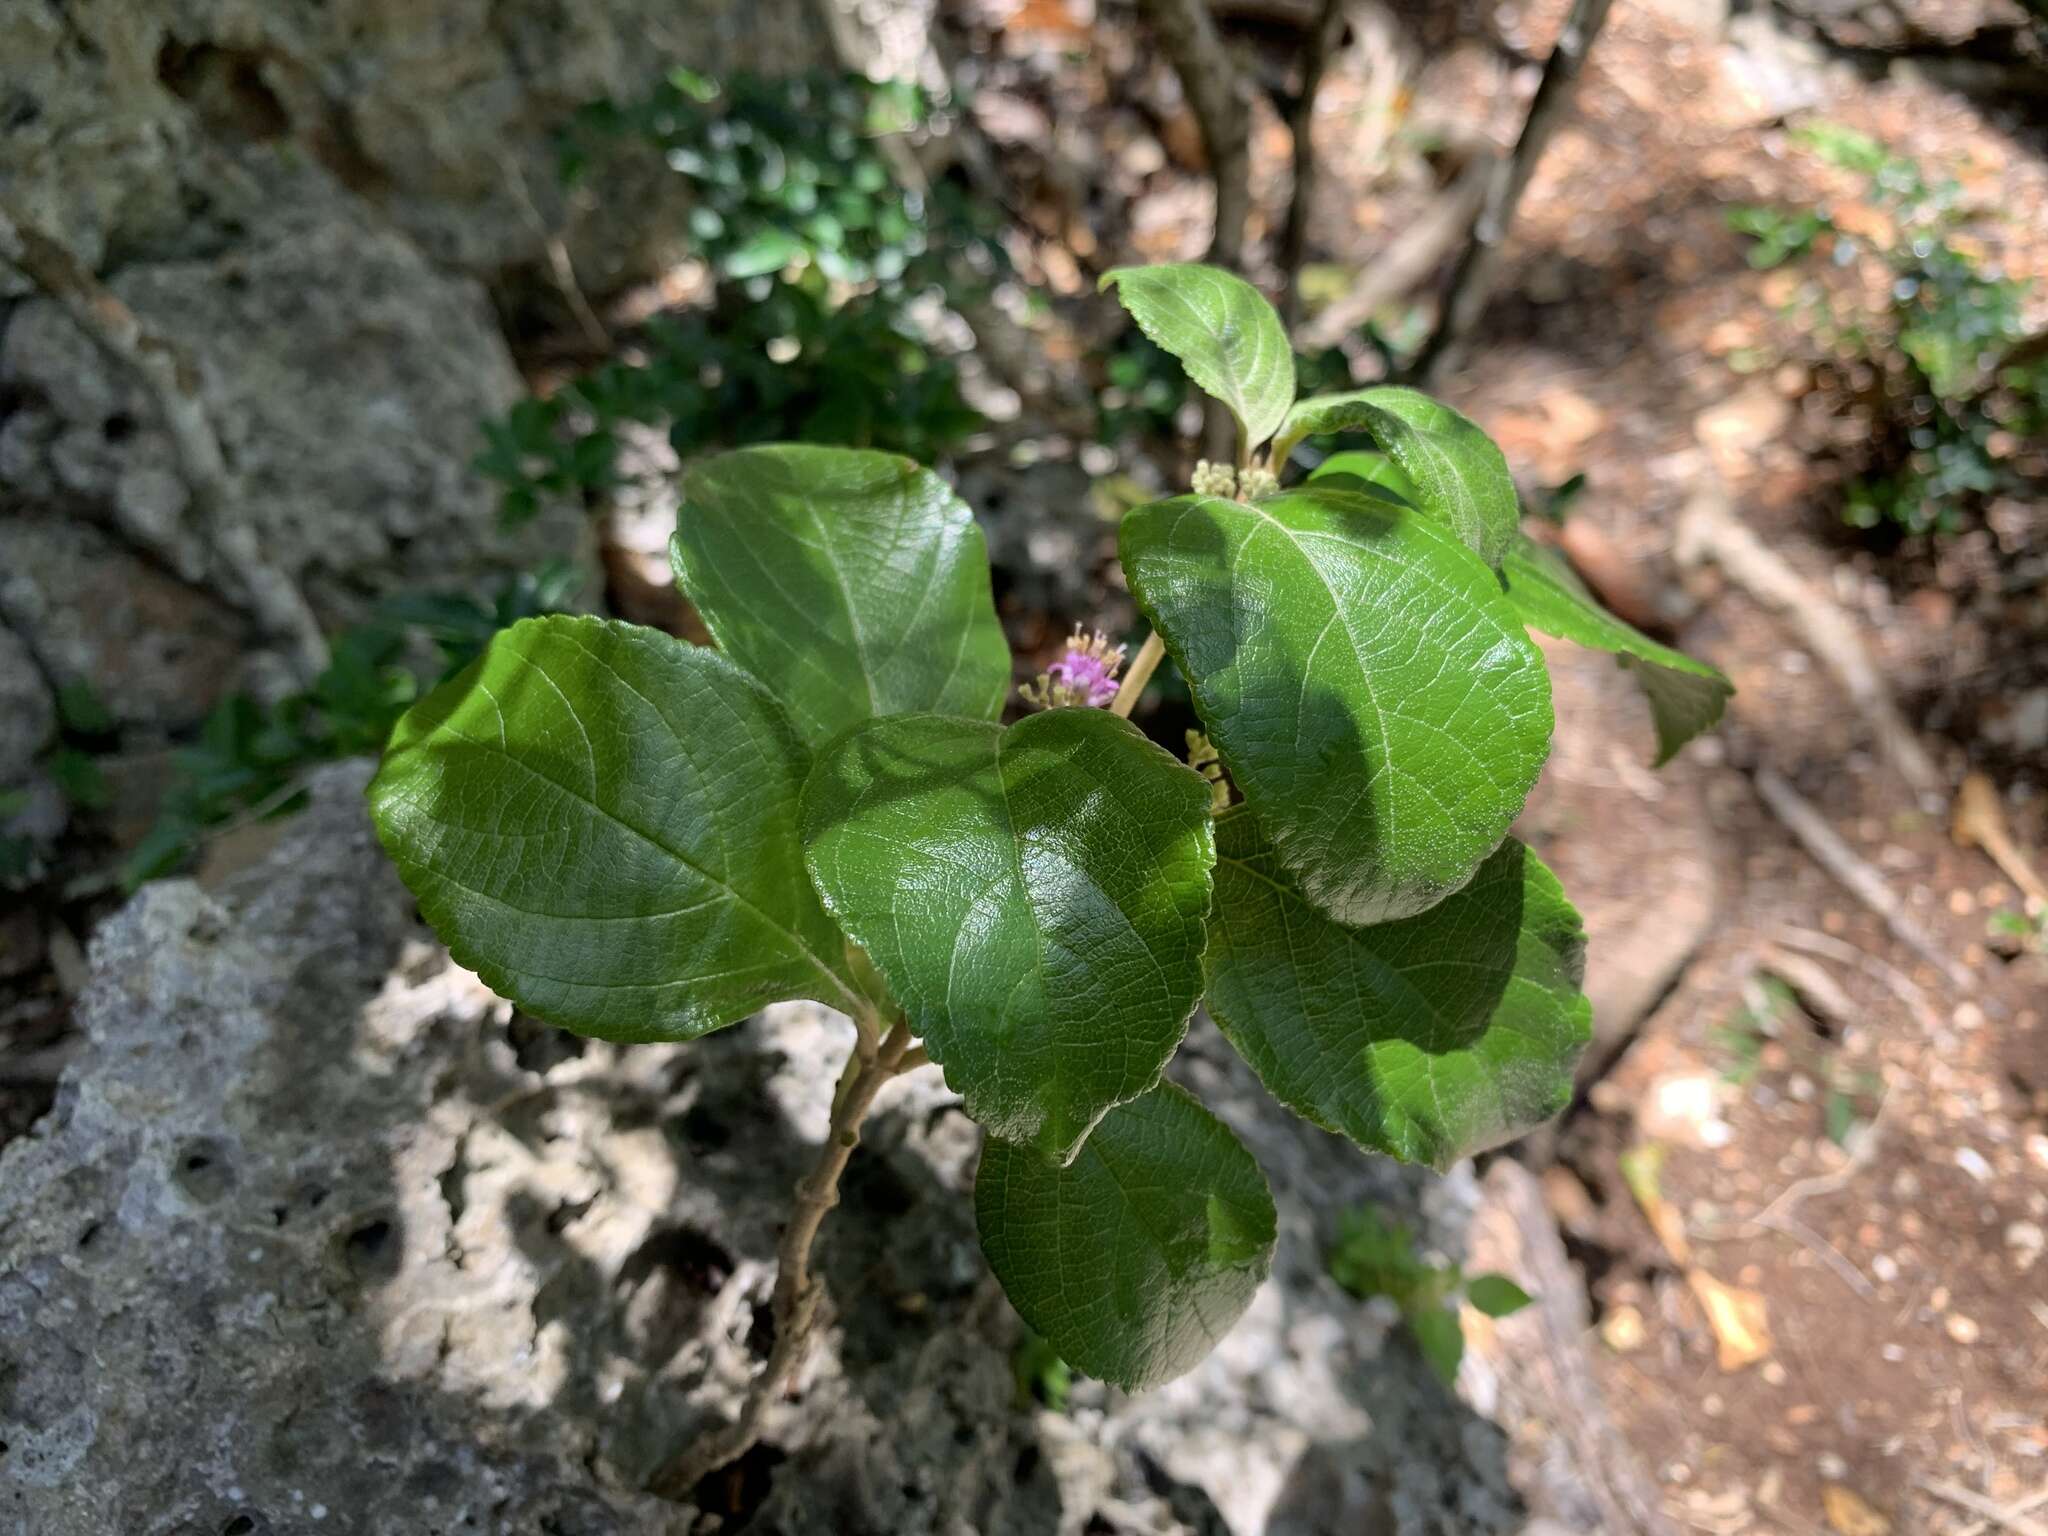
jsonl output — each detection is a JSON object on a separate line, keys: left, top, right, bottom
{"left": 559, "top": 72, "right": 985, "bottom": 289}
{"left": 1988, "top": 906, "right": 2047, "bottom": 955}
{"left": 1097, "top": 331, "right": 1196, "bottom": 443}
{"left": 372, "top": 263, "right": 1725, "bottom": 1395}
{"left": 0, "top": 681, "right": 120, "bottom": 887}
{"left": 482, "top": 72, "right": 1004, "bottom": 526}
{"left": 1729, "top": 123, "right": 2048, "bottom": 536}
{"left": 1011, "top": 1328, "right": 1074, "bottom": 1411}
{"left": 125, "top": 565, "right": 579, "bottom": 889}
{"left": 0, "top": 790, "right": 31, "bottom": 885}
{"left": 1328, "top": 1206, "right": 1532, "bottom": 1384}
{"left": 44, "top": 682, "right": 116, "bottom": 814}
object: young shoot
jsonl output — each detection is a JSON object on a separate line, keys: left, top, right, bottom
{"left": 368, "top": 262, "right": 1731, "bottom": 1495}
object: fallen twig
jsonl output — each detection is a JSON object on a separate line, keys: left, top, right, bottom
{"left": 1756, "top": 944, "right": 1858, "bottom": 1033}
{"left": 1917, "top": 1479, "right": 2048, "bottom": 1536}
{"left": 1757, "top": 1207, "right": 1875, "bottom": 1298}
{"left": 1752, "top": 767, "right": 1972, "bottom": 992}
{"left": 1410, "top": 0, "right": 1615, "bottom": 382}
{"left": 1738, "top": 1075, "right": 1893, "bottom": 1297}
{"left": 1297, "top": 152, "right": 1493, "bottom": 350}
{"left": 1953, "top": 772, "right": 2048, "bottom": 908}
{"left": 1676, "top": 483, "right": 1943, "bottom": 805}
{"left": 1958, "top": 1489, "right": 2048, "bottom": 1536}
{"left": 1775, "top": 926, "right": 1941, "bottom": 1034}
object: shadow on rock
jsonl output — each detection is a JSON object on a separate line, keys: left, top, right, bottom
{"left": 0, "top": 762, "right": 1526, "bottom": 1536}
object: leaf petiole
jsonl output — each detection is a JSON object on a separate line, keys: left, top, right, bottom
{"left": 1110, "top": 631, "right": 1167, "bottom": 718}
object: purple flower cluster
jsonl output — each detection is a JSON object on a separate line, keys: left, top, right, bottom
{"left": 1021, "top": 626, "right": 1126, "bottom": 711}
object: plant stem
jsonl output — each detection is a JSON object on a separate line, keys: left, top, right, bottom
{"left": 1409, "top": 0, "right": 1614, "bottom": 384}
{"left": 1280, "top": 0, "right": 1348, "bottom": 329}
{"left": 1111, "top": 632, "right": 1167, "bottom": 719}
{"left": 648, "top": 1015, "right": 915, "bottom": 1500}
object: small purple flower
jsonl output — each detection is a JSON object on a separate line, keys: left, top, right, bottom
{"left": 1021, "top": 626, "right": 1126, "bottom": 710}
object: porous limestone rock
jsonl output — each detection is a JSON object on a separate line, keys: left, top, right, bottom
{"left": 0, "top": 515, "right": 245, "bottom": 733}
{"left": 0, "top": 1, "right": 834, "bottom": 281}
{"left": 0, "top": 763, "right": 1521, "bottom": 1535}
{"left": 0, "top": 160, "right": 589, "bottom": 634}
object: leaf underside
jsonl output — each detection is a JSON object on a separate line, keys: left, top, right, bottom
{"left": 1307, "top": 449, "right": 1419, "bottom": 506}
{"left": 368, "top": 615, "right": 858, "bottom": 1042}
{"left": 1101, "top": 264, "right": 1294, "bottom": 448}
{"left": 673, "top": 444, "right": 1011, "bottom": 746}
{"left": 976, "top": 1082, "right": 1276, "bottom": 1390}
{"left": 1121, "top": 484, "right": 1553, "bottom": 926}
{"left": 801, "top": 707, "right": 1216, "bottom": 1164}
{"left": 1499, "top": 537, "right": 1733, "bottom": 765}
{"left": 1202, "top": 807, "right": 1590, "bottom": 1171}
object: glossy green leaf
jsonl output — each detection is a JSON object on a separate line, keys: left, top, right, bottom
{"left": 1306, "top": 449, "right": 1417, "bottom": 505}
{"left": 1279, "top": 387, "right": 1518, "bottom": 566}
{"left": 1500, "top": 537, "right": 1733, "bottom": 765}
{"left": 369, "top": 616, "right": 860, "bottom": 1041}
{"left": 673, "top": 445, "right": 1011, "bottom": 746}
{"left": 1465, "top": 1273, "right": 1534, "bottom": 1318}
{"left": 1202, "top": 808, "right": 1590, "bottom": 1170}
{"left": 802, "top": 708, "right": 1216, "bottom": 1163}
{"left": 976, "top": 1083, "right": 1276, "bottom": 1390}
{"left": 1100, "top": 264, "right": 1293, "bottom": 448}
{"left": 1121, "top": 484, "right": 1553, "bottom": 925}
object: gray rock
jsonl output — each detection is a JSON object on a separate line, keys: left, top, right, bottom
{"left": 0, "top": 515, "right": 245, "bottom": 732}
{"left": 0, "top": 623, "right": 54, "bottom": 785}
{"left": 0, "top": 764, "right": 1521, "bottom": 1535}
{"left": 0, "top": 158, "right": 590, "bottom": 632}
{"left": 0, "top": 0, "right": 836, "bottom": 282}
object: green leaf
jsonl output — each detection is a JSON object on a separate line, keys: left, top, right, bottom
{"left": 1465, "top": 1273, "right": 1533, "bottom": 1318}
{"left": 369, "top": 615, "right": 860, "bottom": 1042}
{"left": 674, "top": 445, "right": 1011, "bottom": 746}
{"left": 1100, "top": 264, "right": 1293, "bottom": 448}
{"left": 1121, "top": 484, "right": 1552, "bottom": 925}
{"left": 1327, "top": 1205, "right": 1429, "bottom": 1304}
{"left": 1202, "top": 809, "right": 1590, "bottom": 1169}
{"left": 1277, "top": 387, "right": 1519, "bottom": 566}
{"left": 802, "top": 708, "right": 1216, "bottom": 1163}
{"left": 1307, "top": 449, "right": 1417, "bottom": 506}
{"left": 976, "top": 1083, "right": 1276, "bottom": 1390}
{"left": 1500, "top": 536, "right": 1732, "bottom": 764}
{"left": 721, "top": 226, "right": 803, "bottom": 279}
{"left": 1408, "top": 1304, "right": 1465, "bottom": 1385}
{"left": 54, "top": 680, "right": 114, "bottom": 736}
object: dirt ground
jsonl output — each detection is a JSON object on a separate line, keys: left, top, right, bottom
{"left": 940, "top": 0, "right": 2048, "bottom": 1529}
